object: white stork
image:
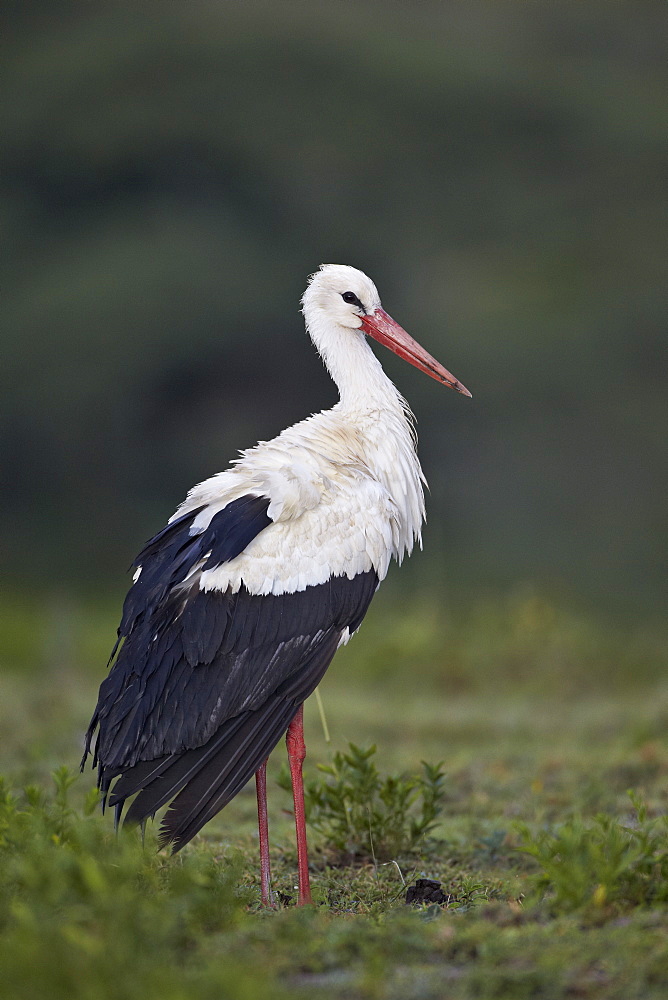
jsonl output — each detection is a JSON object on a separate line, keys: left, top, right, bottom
{"left": 83, "top": 264, "right": 470, "bottom": 906}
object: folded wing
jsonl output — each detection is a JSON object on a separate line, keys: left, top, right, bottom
{"left": 82, "top": 491, "right": 378, "bottom": 850}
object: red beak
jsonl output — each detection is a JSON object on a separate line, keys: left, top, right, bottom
{"left": 361, "top": 308, "right": 472, "bottom": 397}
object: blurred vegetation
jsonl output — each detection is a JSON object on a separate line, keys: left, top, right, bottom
{"left": 0, "top": 769, "right": 268, "bottom": 1000}
{"left": 1, "top": 0, "right": 666, "bottom": 615}
{"left": 517, "top": 791, "right": 668, "bottom": 915}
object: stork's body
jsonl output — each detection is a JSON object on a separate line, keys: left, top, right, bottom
{"left": 83, "top": 265, "right": 469, "bottom": 905}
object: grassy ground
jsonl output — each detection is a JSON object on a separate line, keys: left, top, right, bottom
{"left": 1, "top": 588, "right": 667, "bottom": 999}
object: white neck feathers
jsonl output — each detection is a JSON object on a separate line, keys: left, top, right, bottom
{"left": 306, "top": 312, "right": 405, "bottom": 415}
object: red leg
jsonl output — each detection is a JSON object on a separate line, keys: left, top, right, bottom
{"left": 286, "top": 704, "right": 312, "bottom": 905}
{"left": 255, "top": 759, "right": 273, "bottom": 907}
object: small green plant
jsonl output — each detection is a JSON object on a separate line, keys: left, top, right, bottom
{"left": 280, "top": 743, "right": 446, "bottom": 863}
{"left": 516, "top": 791, "right": 668, "bottom": 915}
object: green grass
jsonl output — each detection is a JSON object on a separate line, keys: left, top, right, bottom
{"left": 1, "top": 588, "right": 667, "bottom": 999}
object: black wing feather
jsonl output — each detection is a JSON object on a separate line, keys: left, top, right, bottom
{"left": 160, "top": 630, "right": 344, "bottom": 850}
{"left": 117, "top": 495, "right": 272, "bottom": 638}
{"left": 83, "top": 492, "right": 379, "bottom": 850}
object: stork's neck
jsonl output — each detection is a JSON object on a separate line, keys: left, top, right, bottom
{"left": 309, "top": 318, "right": 406, "bottom": 415}
{"left": 304, "top": 315, "right": 426, "bottom": 564}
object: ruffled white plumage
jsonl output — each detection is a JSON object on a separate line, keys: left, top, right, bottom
{"left": 173, "top": 401, "right": 424, "bottom": 597}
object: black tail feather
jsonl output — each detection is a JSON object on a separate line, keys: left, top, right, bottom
{"left": 155, "top": 632, "right": 343, "bottom": 849}
{"left": 161, "top": 698, "right": 298, "bottom": 850}
{"left": 108, "top": 755, "right": 174, "bottom": 807}
{"left": 122, "top": 713, "right": 249, "bottom": 824}
{"left": 113, "top": 801, "right": 123, "bottom": 832}
{"left": 94, "top": 625, "right": 345, "bottom": 851}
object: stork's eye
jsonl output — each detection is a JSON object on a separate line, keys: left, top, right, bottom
{"left": 342, "top": 291, "right": 363, "bottom": 309}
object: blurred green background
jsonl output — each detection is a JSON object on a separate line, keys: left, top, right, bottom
{"left": 2, "top": 0, "right": 666, "bottom": 620}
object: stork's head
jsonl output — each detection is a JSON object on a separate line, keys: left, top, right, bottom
{"left": 301, "top": 264, "right": 381, "bottom": 330}
{"left": 302, "top": 264, "right": 471, "bottom": 396}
